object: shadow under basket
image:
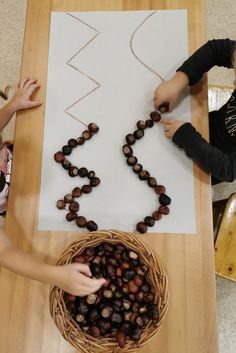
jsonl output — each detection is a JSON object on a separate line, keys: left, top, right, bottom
{"left": 49, "top": 230, "right": 169, "bottom": 353}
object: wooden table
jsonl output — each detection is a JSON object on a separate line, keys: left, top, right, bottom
{"left": 0, "top": 1, "right": 219, "bottom": 353}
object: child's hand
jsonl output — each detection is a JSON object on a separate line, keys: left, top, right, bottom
{"left": 9, "top": 78, "right": 42, "bottom": 112}
{"left": 153, "top": 71, "right": 189, "bottom": 112}
{"left": 53, "top": 263, "right": 106, "bottom": 296}
{"left": 160, "top": 118, "right": 186, "bottom": 139}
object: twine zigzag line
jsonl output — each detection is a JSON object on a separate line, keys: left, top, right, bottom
{"left": 65, "top": 12, "right": 101, "bottom": 127}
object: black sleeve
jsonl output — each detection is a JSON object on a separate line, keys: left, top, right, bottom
{"left": 177, "top": 39, "right": 236, "bottom": 85}
{"left": 172, "top": 123, "right": 236, "bottom": 182}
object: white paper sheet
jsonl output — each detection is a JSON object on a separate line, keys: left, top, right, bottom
{"left": 38, "top": 10, "right": 196, "bottom": 233}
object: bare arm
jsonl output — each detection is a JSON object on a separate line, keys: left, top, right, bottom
{"left": 0, "top": 229, "right": 106, "bottom": 296}
{"left": 0, "top": 78, "right": 42, "bottom": 132}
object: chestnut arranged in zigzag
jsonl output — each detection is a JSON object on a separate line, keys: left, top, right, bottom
{"left": 54, "top": 123, "right": 100, "bottom": 232}
{"left": 122, "top": 111, "right": 171, "bottom": 234}
{"left": 64, "top": 242, "right": 159, "bottom": 348}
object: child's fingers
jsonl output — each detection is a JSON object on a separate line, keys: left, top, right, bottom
{"left": 27, "top": 83, "right": 40, "bottom": 96}
{"left": 19, "top": 78, "right": 30, "bottom": 88}
{"left": 73, "top": 263, "right": 92, "bottom": 277}
{"left": 24, "top": 79, "right": 38, "bottom": 89}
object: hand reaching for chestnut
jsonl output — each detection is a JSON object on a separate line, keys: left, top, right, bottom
{"left": 53, "top": 263, "right": 106, "bottom": 296}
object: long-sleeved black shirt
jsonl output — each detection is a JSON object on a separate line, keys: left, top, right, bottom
{"left": 172, "top": 39, "right": 236, "bottom": 184}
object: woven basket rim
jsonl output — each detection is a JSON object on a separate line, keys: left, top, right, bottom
{"left": 49, "top": 230, "right": 169, "bottom": 353}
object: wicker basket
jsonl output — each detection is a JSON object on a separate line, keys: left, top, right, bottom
{"left": 49, "top": 230, "right": 169, "bottom": 353}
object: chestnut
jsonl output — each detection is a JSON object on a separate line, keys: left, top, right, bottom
{"left": 64, "top": 194, "right": 73, "bottom": 203}
{"left": 82, "top": 130, "right": 92, "bottom": 140}
{"left": 76, "top": 216, "right": 87, "bottom": 228}
{"left": 88, "top": 170, "right": 96, "bottom": 179}
{"left": 90, "top": 326, "right": 101, "bottom": 338}
{"left": 68, "top": 166, "right": 79, "bottom": 177}
{"left": 124, "top": 269, "right": 135, "bottom": 280}
{"left": 150, "top": 111, "right": 161, "bottom": 122}
{"left": 136, "top": 316, "right": 144, "bottom": 327}
{"left": 72, "top": 187, "right": 81, "bottom": 198}
{"left": 137, "top": 120, "right": 146, "bottom": 129}
{"left": 69, "top": 201, "right": 79, "bottom": 212}
{"left": 88, "top": 308, "right": 99, "bottom": 323}
{"left": 103, "top": 289, "right": 113, "bottom": 299}
{"left": 125, "top": 134, "right": 135, "bottom": 145}
{"left": 158, "top": 205, "right": 170, "bottom": 215}
{"left": 147, "top": 177, "right": 157, "bottom": 188}
{"left": 132, "top": 163, "right": 143, "bottom": 174}
{"left": 88, "top": 123, "right": 99, "bottom": 133}
{"left": 81, "top": 185, "right": 92, "bottom": 194}
{"left": 78, "top": 167, "right": 88, "bottom": 178}
{"left": 159, "top": 193, "right": 171, "bottom": 206}
{"left": 129, "top": 251, "right": 138, "bottom": 260}
{"left": 54, "top": 151, "right": 64, "bottom": 163}
{"left": 77, "top": 137, "right": 85, "bottom": 145}
{"left": 128, "top": 280, "right": 139, "bottom": 293}
{"left": 122, "top": 299, "right": 132, "bottom": 310}
{"left": 116, "top": 331, "right": 126, "bottom": 348}
{"left": 145, "top": 119, "right": 154, "bottom": 128}
{"left": 154, "top": 184, "right": 166, "bottom": 194}
{"left": 138, "top": 170, "right": 150, "bottom": 180}
{"left": 62, "top": 159, "right": 71, "bottom": 170}
{"left": 152, "top": 210, "right": 162, "bottom": 221}
{"left": 66, "top": 212, "right": 77, "bottom": 222}
{"left": 158, "top": 102, "right": 169, "bottom": 113}
{"left": 87, "top": 220, "right": 98, "bottom": 231}
{"left": 56, "top": 199, "right": 66, "bottom": 210}
{"left": 127, "top": 156, "right": 137, "bottom": 166}
{"left": 111, "top": 312, "right": 122, "bottom": 323}
{"left": 144, "top": 216, "right": 155, "bottom": 227}
{"left": 133, "top": 275, "right": 143, "bottom": 287}
{"left": 136, "top": 292, "right": 144, "bottom": 302}
{"left": 68, "top": 138, "right": 78, "bottom": 148}
{"left": 148, "top": 304, "right": 159, "bottom": 320}
{"left": 122, "top": 144, "right": 133, "bottom": 157}
{"left": 133, "top": 129, "right": 144, "bottom": 139}
{"left": 136, "top": 222, "right": 147, "bottom": 234}
{"left": 101, "top": 306, "right": 113, "bottom": 318}
{"left": 74, "top": 255, "right": 85, "bottom": 264}
{"left": 86, "top": 293, "right": 97, "bottom": 305}
{"left": 76, "top": 314, "right": 85, "bottom": 323}
{"left": 62, "top": 145, "right": 72, "bottom": 155}
{"left": 144, "top": 293, "right": 154, "bottom": 303}
{"left": 129, "top": 326, "right": 142, "bottom": 341}
{"left": 90, "top": 177, "right": 100, "bottom": 187}
{"left": 141, "top": 283, "right": 150, "bottom": 293}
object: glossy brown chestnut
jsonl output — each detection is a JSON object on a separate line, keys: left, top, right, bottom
{"left": 154, "top": 184, "right": 166, "bottom": 194}
{"left": 64, "top": 194, "right": 73, "bottom": 203}
{"left": 158, "top": 102, "right": 169, "bottom": 113}
{"left": 82, "top": 130, "right": 92, "bottom": 140}
{"left": 125, "top": 134, "right": 136, "bottom": 145}
{"left": 152, "top": 210, "right": 162, "bottom": 221}
{"left": 68, "top": 166, "right": 79, "bottom": 177}
{"left": 88, "top": 123, "right": 99, "bottom": 133}
{"left": 88, "top": 170, "right": 95, "bottom": 179}
{"left": 87, "top": 220, "right": 98, "bottom": 231}
{"left": 56, "top": 199, "right": 66, "bottom": 209}
{"left": 116, "top": 331, "right": 126, "bottom": 348}
{"left": 127, "top": 156, "right": 137, "bottom": 166}
{"left": 133, "top": 129, "right": 144, "bottom": 139}
{"left": 77, "top": 137, "right": 85, "bottom": 145}
{"left": 128, "top": 280, "right": 139, "bottom": 293}
{"left": 90, "top": 326, "right": 101, "bottom": 338}
{"left": 72, "top": 187, "right": 81, "bottom": 198}
{"left": 62, "top": 159, "right": 71, "bottom": 170}
{"left": 159, "top": 193, "right": 171, "bottom": 206}
{"left": 68, "top": 138, "right": 78, "bottom": 148}
{"left": 66, "top": 212, "right": 77, "bottom": 222}
{"left": 145, "top": 119, "right": 154, "bottom": 128}
{"left": 78, "top": 167, "right": 88, "bottom": 178}
{"left": 81, "top": 185, "right": 92, "bottom": 194}
{"left": 144, "top": 216, "right": 155, "bottom": 227}
{"left": 147, "top": 177, "right": 157, "bottom": 188}
{"left": 69, "top": 201, "right": 80, "bottom": 212}
{"left": 101, "top": 306, "right": 113, "bottom": 318}
{"left": 158, "top": 205, "right": 170, "bottom": 215}
{"left": 150, "top": 111, "right": 161, "bottom": 122}
{"left": 62, "top": 145, "right": 72, "bottom": 155}
{"left": 90, "top": 177, "right": 100, "bottom": 187}
{"left": 122, "top": 144, "right": 133, "bottom": 157}
{"left": 132, "top": 163, "right": 143, "bottom": 174}
{"left": 76, "top": 216, "right": 87, "bottom": 228}
{"left": 54, "top": 151, "right": 65, "bottom": 163}
{"left": 137, "top": 120, "right": 146, "bottom": 130}
{"left": 136, "top": 221, "right": 148, "bottom": 234}
{"left": 138, "top": 170, "right": 150, "bottom": 180}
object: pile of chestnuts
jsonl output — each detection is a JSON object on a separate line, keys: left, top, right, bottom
{"left": 122, "top": 110, "right": 171, "bottom": 234}
{"left": 64, "top": 242, "right": 159, "bottom": 348}
{"left": 54, "top": 123, "right": 100, "bottom": 231}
